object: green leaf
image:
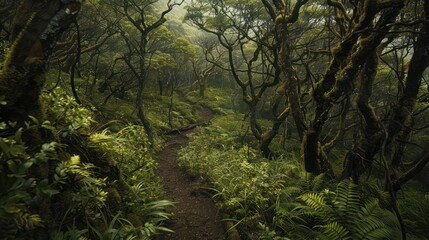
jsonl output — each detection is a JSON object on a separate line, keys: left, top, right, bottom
{"left": 14, "top": 127, "right": 23, "bottom": 143}
{"left": 41, "top": 187, "right": 60, "bottom": 196}
{"left": 2, "top": 204, "right": 21, "bottom": 214}
{"left": 41, "top": 120, "right": 56, "bottom": 131}
{"left": 36, "top": 179, "right": 60, "bottom": 196}
{"left": 19, "top": 161, "right": 33, "bottom": 173}
{"left": 28, "top": 115, "right": 39, "bottom": 125}
{"left": 7, "top": 160, "right": 18, "bottom": 173}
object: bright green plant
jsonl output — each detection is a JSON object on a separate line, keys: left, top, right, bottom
{"left": 268, "top": 173, "right": 334, "bottom": 240}
{"left": 87, "top": 206, "right": 172, "bottom": 240}
{"left": 135, "top": 200, "right": 174, "bottom": 238}
{"left": 258, "top": 222, "right": 291, "bottom": 240}
{"left": 42, "top": 87, "right": 95, "bottom": 136}
{"left": 89, "top": 124, "right": 162, "bottom": 201}
{"left": 50, "top": 227, "right": 89, "bottom": 240}
{"left": 52, "top": 149, "right": 171, "bottom": 239}
{"left": 56, "top": 155, "right": 108, "bottom": 219}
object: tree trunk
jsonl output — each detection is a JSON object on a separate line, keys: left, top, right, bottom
{"left": 304, "top": 3, "right": 403, "bottom": 175}
{"left": 158, "top": 79, "right": 163, "bottom": 96}
{"left": 278, "top": 25, "right": 306, "bottom": 140}
{"left": 198, "top": 65, "right": 214, "bottom": 98}
{"left": 0, "top": 0, "right": 81, "bottom": 122}
{"left": 341, "top": 2, "right": 429, "bottom": 182}
{"left": 387, "top": 1, "right": 429, "bottom": 189}
{"left": 136, "top": 78, "right": 154, "bottom": 145}
{"left": 199, "top": 80, "right": 205, "bottom": 98}
{"left": 260, "top": 107, "right": 290, "bottom": 159}
{"left": 341, "top": 52, "right": 382, "bottom": 182}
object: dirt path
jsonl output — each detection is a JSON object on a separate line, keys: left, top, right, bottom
{"left": 156, "top": 107, "right": 226, "bottom": 240}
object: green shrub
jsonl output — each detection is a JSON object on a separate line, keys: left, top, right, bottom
{"left": 42, "top": 87, "right": 95, "bottom": 136}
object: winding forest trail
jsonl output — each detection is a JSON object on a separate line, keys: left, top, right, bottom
{"left": 156, "top": 101, "right": 226, "bottom": 240}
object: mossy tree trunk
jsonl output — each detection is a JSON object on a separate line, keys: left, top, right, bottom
{"left": 137, "top": 33, "right": 154, "bottom": 144}
{"left": 341, "top": 1, "right": 429, "bottom": 185}
{"left": 387, "top": 1, "right": 429, "bottom": 192}
{"left": 341, "top": 51, "right": 383, "bottom": 181}
{"left": 198, "top": 64, "right": 215, "bottom": 98}
{"left": 275, "top": 2, "right": 308, "bottom": 141}
{"left": 250, "top": 0, "right": 308, "bottom": 159}
{"left": 0, "top": 0, "right": 81, "bottom": 122}
{"left": 303, "top": 0, "right": 403, "bottom": 175}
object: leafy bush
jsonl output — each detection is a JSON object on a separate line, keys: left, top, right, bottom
{"left": 88, "top": 122, "right": 175, "bottom": 239}
{"left": 42, "top": 87, "right": 95, "bottom": 136}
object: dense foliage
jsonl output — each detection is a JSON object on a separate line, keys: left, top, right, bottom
{"left": 0, "top": 87, "right": 178, "bottom": 239}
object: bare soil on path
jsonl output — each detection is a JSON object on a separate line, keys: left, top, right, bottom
{"left": 156, "top": 107, "right": 226, "bottom": 240}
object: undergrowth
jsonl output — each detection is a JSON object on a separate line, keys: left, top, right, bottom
{"left": 180, "top": 87, "right": 238, "bottom": 115}
{"left": 44, "top": 73, "right": 201, "bottom": 134}
{"left": 0, "top": 87, "right": 172, "bottom": 239}
{"left": 177, "top": 124, "right": 301, "bottom": 238}
{"left": 177, "top": 113, "right": 404, "bottom": 240}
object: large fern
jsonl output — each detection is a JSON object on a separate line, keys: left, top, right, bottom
{"left": 272, "top": 173, "right": 334, "bottom": 239}
{"left": 352, "top": 199, "right": 399, "bottom": 240}
{"left": 298, "top": 180, "right": 400, "bottom": 240}
{"left": 332, "top": 180, "right": 361, "bottom": 228}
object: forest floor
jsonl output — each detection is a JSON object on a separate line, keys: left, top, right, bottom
{"left": 155, "top": 100, "right": 226, "bottom": 240}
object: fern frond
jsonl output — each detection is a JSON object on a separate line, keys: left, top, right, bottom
{"left": 332, "top": 180, "right": 361, "bottom": 226}
{"left": 334, "top": 181, "right": 361, "bottom": 214}
{"left": 296, "top": 181, "right": 400, "bottom": 240}
{"left": 354, "top": 199, "right": 400, "bottom": 240}
{"left": 353, "top": 215, "right": 394, "bottom": 240}
{"left": 318, "top": 222, "right": 351, "bottom": 240}
{"left": 300, "top": 192, "right": 326, "bottom": 212}
{"left": 361, "top": 182, "right": 391, "bottom": 208}
{"left": 299, "top": 172, "right": 314, "bottom": 192}
{"left": 299, "top": 192, "right": 335, "bottom": 224}
{"left": 359, "top": 199, "right": 379, "bottom": 217}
